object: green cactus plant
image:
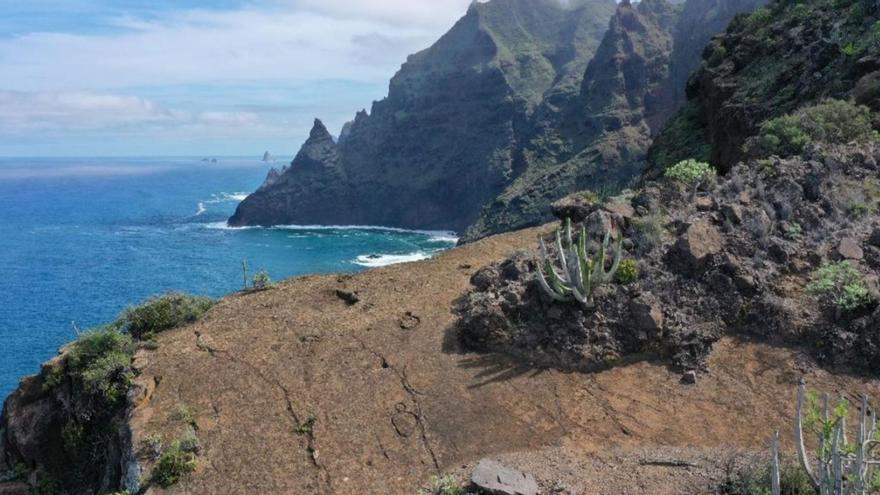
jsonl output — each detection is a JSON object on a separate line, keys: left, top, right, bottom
{"left": 535, "top": 218, "right": 623, "bottom": 308}
{"left": 770, "top": 380, "right": 880, "bottom": 495}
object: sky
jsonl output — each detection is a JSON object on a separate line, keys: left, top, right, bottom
{"left": 0, "top": 0, "right": 474, "bottom": 157}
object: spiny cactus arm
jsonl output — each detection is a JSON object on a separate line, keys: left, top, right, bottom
{"left": 564, "top": 218, "right": 574, "bottom": 251}
{"left": 831, "top": 422, "right": 843, "bottom": 495}
{"left": 536, "top": 261, "right": 571, "bottom": 302}
{"left": 539, "top": 238, "right": 572, "bottom": 294}
{"left": 604, "top": 236, "right": 624, "bottom": 282}
{"left": 566, "top": 241, "right": 590, "bottom": 306}
{"left": 796, "top": 381, "right": 821, "bottom": 489}
{"left": 555, "top": 229, "right": 569, "bottom": 275}
{"left": 772, "top": 431, "right": 781, "bottom": 495}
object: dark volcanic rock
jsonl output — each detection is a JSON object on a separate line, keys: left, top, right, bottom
{"left": 649, "top": 0, "right": 880, "bottom": 173}
{"left": 458, "top": 142, "right": 880, "bottom": 374}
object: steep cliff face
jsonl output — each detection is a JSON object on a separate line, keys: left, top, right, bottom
{"left": 461, "top": 0, "right": 682, "bottom": 240}
{"left": 649, "top": 0, "right": 880, "bottom": 173}
{"left": 230, "top": 0, "right": 617, "bottom": 231}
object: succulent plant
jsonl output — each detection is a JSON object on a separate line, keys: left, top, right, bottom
{"left": 771, "top": 380, "right": 880, "bottom": 495}
{"left": 535, "top": 218, "right": 623, "bottom": 308}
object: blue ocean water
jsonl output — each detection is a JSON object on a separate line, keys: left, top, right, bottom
{"left": 0, "top": 157, "right": 457, "bottom": 401}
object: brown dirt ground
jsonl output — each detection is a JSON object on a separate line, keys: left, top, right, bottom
{"left": 130, "top": 225, "right": 880, "bottom": 495}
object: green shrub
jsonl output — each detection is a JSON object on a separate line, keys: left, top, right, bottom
{"left": 631, "top": 215, "right": 667, "bottom": 253}
{"left": 172, "top": 403, "right": 196, "bottom": 426}
{"left": 65, "top": 327, "right": 137, "bottom": 407}
{"left": 616, "top": 259, "right": 639, "bottom": 284}
{"left": 848, "top": 199, "right": 871, "bottom": 216}
{"left": 417, "top": 475, "right": 464, "bottom": 495}
{"left": 747, "top": 7, "right": 773, "bottom": 28}
{"left": 152, "top": 441, "right": 197, "bottom": 488}
{"left": 664, "top": 159, "right": 717, "bottom": 185}
{"left": 747, "top": 100, "right": 878, "bottom": 158}
{"left": 252, "top": 271, "right": 272, "bottom": 290}
{"left": 119, "top": 292, "right": 214, "bottom": 340}
{"left": 783, "top": 223, "right": 803, "bottom": 241}
{"left": 806, "top": 261, "right": 875, "bottom": 312}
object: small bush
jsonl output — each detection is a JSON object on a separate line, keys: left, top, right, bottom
{"left": 152, "top": 441, "right": 197, "bottom": 488}
{"left": 806, "top": 261, "right": 875, "bottom": 313}
{"left": 746, "top": 100, "right": 878, "bottom": 158}
{"left": 172, "top": 403, "right": 196, "bottom": 426}
{"left": 664, "top": 159, "right": 717, "bottom": 185}
{"left": 119, "top": 292, "right": 214, "bottom": 340}
{"left": 417, "top": 475, "right": 464, "bottom": 495}
{"left": 631, "top": 215, "right": 667, "bottom": 253}
{"left": 65, "top": 327, "right": 137, "bottom": 407}
{"left": 252, "top": 271, "right": 272, "bottom": 290}
{"left": 747, "top": 7, "right": 773, "bottom": 28}
{"left": 783, "top": 223, "right": 803, "bottom": 241}
{"left": 616, "top": 259, "right": 639, "bottom": 284}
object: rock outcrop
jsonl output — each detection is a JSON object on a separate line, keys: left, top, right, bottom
{"left": 458, "top": 142, "right": 880, "bottom": 374}
{"left": 649, "top": 0, "right": 880, "bottom": 173}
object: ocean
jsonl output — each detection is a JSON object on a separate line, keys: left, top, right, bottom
{"left": 0, "top": 157, "right": 457, "bottom": 401}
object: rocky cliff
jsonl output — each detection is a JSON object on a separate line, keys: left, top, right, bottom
{"left": 649, "top": 0, "right": 880, "bottom": 173}
{"left": 231, "top": 0, "right": 765, "bottom": 240}
{"left": 230, "top": 0, "right": 617, "bottom": 231}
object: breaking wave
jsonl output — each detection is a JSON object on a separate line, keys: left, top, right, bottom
{"left": 354, "top": 252, "right": 432, "bottom": 267}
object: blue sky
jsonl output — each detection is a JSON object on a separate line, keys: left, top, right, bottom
{"left": 0, "top": 0, "right": 473, "bottom": 157}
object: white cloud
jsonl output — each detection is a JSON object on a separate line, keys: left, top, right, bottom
{"left": 0, "top": 2, "right": 473, "bottom": 93}
{"left": 0, "top": 0, "right": 477, "bottom": 154}
{"left": 0, "top": 90, "right": 262, "bottom": 134}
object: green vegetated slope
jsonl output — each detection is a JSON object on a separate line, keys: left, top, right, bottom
{"left": 649, "top": 0, "right": 880, "bottom": 173}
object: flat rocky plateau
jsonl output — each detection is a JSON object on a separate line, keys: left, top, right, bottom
{"left": 129, "top": 226, "right": 879, "bottom": 494}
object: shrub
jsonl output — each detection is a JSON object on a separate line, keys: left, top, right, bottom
{"left": 616, "top": 259, "right": 639, "bottom": 284}
{"left": 747, "top": 100, "right": 878, "bottom": 158}
{"left": 805, "top": 261, "right": 875, "bottom": 313}
{"left": 172, "top": 403, "right": 196, "bottom": 427}
{"left": 747, "top": 7, "right": 773, "bottom": 28}
{"left": 65, "top": 327, "right": 137, "bottom": 407}
{"left": 152, "top": 440, "right": 197, "bottom": 488}
{"left": 631, "top": 215, "right": 667, "bottom": 253}
{"left": 252, "top": 271, "right": 272, "bottom": 290}
{"left": 417, "top": 475, "right": 464, "bottom": 495}
{"left": 783, "top": 223, "right": 803, "bottom": 241}
{"left": 119, "top": 292, "right": 214, "bottom": 340}
{"left": 664, "top": 159, "right": 717, "bottom": 185}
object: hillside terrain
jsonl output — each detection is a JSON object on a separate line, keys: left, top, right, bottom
{"left": 230, "top": 0, "right": 765, "bottom": 241}
{"left": 3, "top": 226, "right": 879, "bottom": 494}
{"left": 3, "top": 0, "right": 880, "bottom": 493}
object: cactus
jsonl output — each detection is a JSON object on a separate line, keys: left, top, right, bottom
{"left": 535, "top": 218, "right": 623, "bottom": 308}
{"left": 771, "top": 380, "right": 880, "bottom": 495}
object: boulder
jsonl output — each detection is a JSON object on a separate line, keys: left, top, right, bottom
{"left": 585, "top": 210, "right": 619, "bottom": 239}
{"left": 471, "top": 459, "right": 539, "bottom": 495}
{"left": 836, "top": 237, "right": 864, "bottom": 261}
{"left": 681, "top": 370, "right": 698, "bottom": 385}
{"left": 629, "top": 294, "right": 664, "bottom": 338}
{"left": 550, "top": 194, "right": 598, "bottom": 223}
{"left": 869, "top": 227, "right": 880, "bottom": 248}
{"left": 671, "top": 222, "right": 723, "bottom": 271}
{"left": 721, "top": 204, "right": 744, "bottom": 224}
{"left": 695, "top": 196, "right": 716, "bottom": 212}
{"left": 335, "top": 289, "right": 361, "bottom": 305}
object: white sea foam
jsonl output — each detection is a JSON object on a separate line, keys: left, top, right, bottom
{"left": 354, "top": 252, "right": 431, "bottom": 267}
{"left": 195, "top": 202, "right": 206, "bottom": 216}
{"left": 201, "top": 222, "right": 458, "bottom": 242}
